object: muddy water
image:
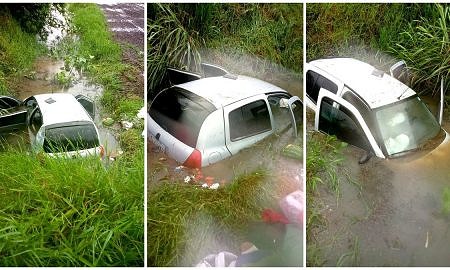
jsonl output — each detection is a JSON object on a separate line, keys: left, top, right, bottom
{"left": 312, "top": 125, "right": 450, "bottom": 266}
{"left": 148, "top": 72, "right": 303, "bottom": 195}
{"left": 3, "top": 56, "right": 119, "bottom": 155}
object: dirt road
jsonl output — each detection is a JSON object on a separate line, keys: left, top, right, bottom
{"left": 99, "top": 3, "right": 144, "bottom": 98}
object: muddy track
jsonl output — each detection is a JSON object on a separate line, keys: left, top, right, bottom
{"left": 99, "top": 3, "right": 144, "bottom": 98}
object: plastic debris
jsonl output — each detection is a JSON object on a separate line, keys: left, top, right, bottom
{"left": 102, "top": 117, "right": 114, "bottom": 126}
{"left": 201, "top": 183, "right": 209, "bottom": 188}
{"left": 209, "top": 183, "right": 220, "bottom": 190}
{"left": 174, "top": 165, "right": 184, "bottom": 172}
{"left": 279, "top": 190, "right": 304, "bottom": 226}
{"left": 205, "top": 176, "right": 214, "bottom": 186}
{"left": 121, "top": 120, "right": 133, "bottom": 130}
{"left": 159, "top": 157, "right": 167, "bottom": 161}
{"left": 137, "top": 107, "right": 145, "bottom": 119}
{"left": 196, "top": 251, "right": 237, "bottom": 267}
{"left": 184, "top": 176, "right": 192, "bottom": 183}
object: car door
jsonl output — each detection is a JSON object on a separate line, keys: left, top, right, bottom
{"left": 0, "top": 96, "right": 27, "bottom": 132}
{"left": 315, "top": 91, "right": 384, "bottom": 158}
{"left": 305, "top": 65, "right": 343, "bottom": 112}
{"left": 288, "top": 96, "right": 302, "bottom": 137}
{"left": 224, "top": 95, "right": 273, "bottom": 155}
{"left": 75, "top": 94, "right": 95, "bottom": 120}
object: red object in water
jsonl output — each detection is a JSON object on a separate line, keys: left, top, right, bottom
{"left": 261, "top": 209, "right": 290, "bottom": 224}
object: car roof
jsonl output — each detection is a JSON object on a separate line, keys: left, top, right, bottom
{"left": 33, "top": 93, "right": 93, "bottom": 126}
{"left": 175, "top": 75, "right": 288, "bottom": 108}
{"left": 309, "top": 58, "right": 416, "bottom": 108}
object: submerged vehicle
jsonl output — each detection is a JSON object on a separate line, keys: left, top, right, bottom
{"left": 0, "top": 93, "right": 103, "bottom": 158}
{"left": 148, "top": 64, "right": 302, "bottom": 168}
{"left": 305, "top": 57, "right": 446, "bottom": 163}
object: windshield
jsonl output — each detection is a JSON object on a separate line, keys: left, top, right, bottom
{"left": 43, "top": 123, "right": 99, "bottom": 153}
{"left": 375, "top": 96, "right": 440, "bottom": 156}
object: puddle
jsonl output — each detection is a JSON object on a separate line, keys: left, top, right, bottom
{"left": 309, "top": 107, "right": 450, "bottom": 266}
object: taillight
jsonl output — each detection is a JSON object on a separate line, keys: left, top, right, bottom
{"left": 99, "top": 145, "right": 105, "bottom": 158}
{"left": 183, "top": 149, "right": 202, "bottom": 168}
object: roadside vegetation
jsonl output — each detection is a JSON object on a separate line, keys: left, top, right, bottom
{"left": 148, "top": 170, "right": 278, "bottom": 266}
{"left": 148, "top": 3, "right": 302, "bottom": 99}
{"left": 0, "top": 6, "right": 45, "bottom": 95}
{"left": 0, "top": 4, "right": 143, "bottom": 266}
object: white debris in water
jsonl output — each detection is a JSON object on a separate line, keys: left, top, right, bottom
{"left": 137, "top": 107, "right": 145, "bottom": 119}
{"left": 121, "top": 120, "right": 133, "bottom": 130}
{"left": 184, "top": 176, "right": 192, "bottom": 183}
{"left": 110, "top": 27, "right": 143, "bottom": 33}
{"left": 209, "top": 183, "right": 220, "bottom": 190}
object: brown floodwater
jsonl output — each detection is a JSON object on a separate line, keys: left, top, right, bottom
{"left": 309, "top": 102, "right": 450, "bottom": 266}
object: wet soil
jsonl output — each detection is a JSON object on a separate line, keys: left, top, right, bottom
{"left": 99, "top": 3, "right": 144, "bottom": 98}
{"left": 308, "top": 105, "right": 450, "bottom": 266}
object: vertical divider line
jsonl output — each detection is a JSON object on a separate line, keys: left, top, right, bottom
{"left": 143, "top": 2, "right": 148, "bottom": 268}
{"left": 302, "top": 1, "right": 307, "bottom": 267}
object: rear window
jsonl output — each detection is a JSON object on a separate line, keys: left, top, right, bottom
{"left": 43, "top": 123, "right": 99, "bottom": 153}
{"left": 149, "top": 87, "right": 216, "bottom": 148}
{"left": 229, "top": 99, "right": 271, "bottom": 141}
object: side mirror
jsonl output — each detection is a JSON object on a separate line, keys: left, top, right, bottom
{"left": 358, "top": 150, "right": 373, "bottom": 164}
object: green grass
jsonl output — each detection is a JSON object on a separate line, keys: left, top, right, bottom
{"left": 0, "top": 148, "right": 144, "bottom": 266}
{"left": 306, "top": 3, "right": 432, "bottom": 61}
{"left": 67, "top": 4, "right": 143, "bottom": 156}
{"left": 306, "top": 132, "right": 346, "bottom": 266}
{"left": 0, "top": 9, "right": 45, "bottom": 95}
{"left": 205, "top": 4, "right": 302, "bottom": 73}
{"left": 148, "top": 170, "right": 280, "bottom": 266}
{"left": 147, "top": 4, "right": 302, "bottom": 98}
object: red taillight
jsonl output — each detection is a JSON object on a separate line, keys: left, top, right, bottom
{"left": 99, "top": 145, "right": 105, "bottom": 158}
{"left": 183, "top": 149, "right": 202, "bottom": 168}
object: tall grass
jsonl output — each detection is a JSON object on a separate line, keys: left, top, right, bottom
{"left": 0, "top": 9, "right": 45, "bottom": 95}
{"left": 392, "top": 4, "right": 450, "bottom": 94}
{"left": 147, "top": 4, "right": 302, "bottom": 99}
{"left": 306, "top": 3, "right": 432, "bottom": 61}
{"left": 147, "top": 4, "right": 202, "bottom": 99}
{"left": 0, "top": 148, "right": 144, "bottom": 266}
{"left": 148, "top": 170, "right": 280, "bottom": 266}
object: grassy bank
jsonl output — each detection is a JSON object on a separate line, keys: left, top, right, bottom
{"left": 148, "top": 3, "right": 302, "bottom": 98}
{"left": 306, "top": 132, "right": 346, "bottom": 266}
{"left": 0, "top": 149, "right": 144, "bottom": 266}
{"left": 66, "top": 4, "right": 144, "bottom": 156}
{"left": 0, "top": 9, "right": 45, "bottom": 95}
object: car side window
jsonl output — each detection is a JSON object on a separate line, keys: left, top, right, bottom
{"left": 229, "top": 99, "right": 271, "bottom": 141}
{"left": 306, "top": 70, "right": 338, "bottom": 103}
{"left": 267, "top": 94, "right": 292, "bottom": 133}
{"left": 318, "top": 96, "right": 371, "bottom": 152}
